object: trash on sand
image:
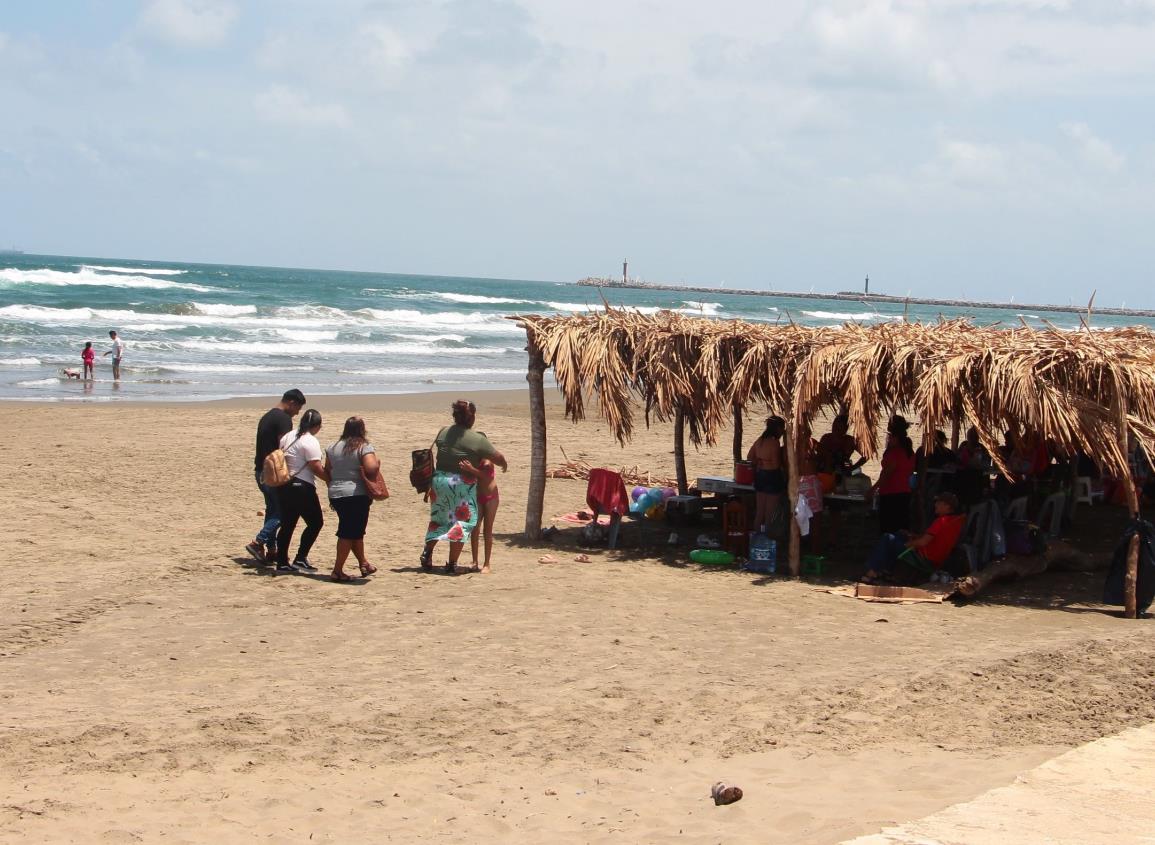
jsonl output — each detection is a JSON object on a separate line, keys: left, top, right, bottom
{"left": 711, "top": 782, "right": 743, "bottom": 805}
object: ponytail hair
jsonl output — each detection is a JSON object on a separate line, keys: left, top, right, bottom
{"left": 297, "top": 408, "right": 322, "bottom": 435}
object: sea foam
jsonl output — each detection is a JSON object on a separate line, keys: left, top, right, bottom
{"left": 801, "top": 310, "right": 901, "bottom": 322}
{"left": 81, "top": 265, "right": 188, "bottom": 276}
{"left": 1, "top": 267, "right": 217, "bottom": 293}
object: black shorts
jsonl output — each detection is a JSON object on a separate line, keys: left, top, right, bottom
{"left": 754, "top": 468, "right": 786, "bottom": 494}
{"left": 330, "top": 495, "right": 372, "bottom": 540}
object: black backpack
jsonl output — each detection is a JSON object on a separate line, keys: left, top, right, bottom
{"left": 1103, "top": 519, "right": 1155, "bottom": 614}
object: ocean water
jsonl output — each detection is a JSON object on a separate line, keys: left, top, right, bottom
{"left": 1, "top": 253, "right": 1152, "bottom": 402}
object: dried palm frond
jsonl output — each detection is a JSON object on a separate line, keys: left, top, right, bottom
{"left": 512, "top": 311, "right": 1155, "bottom": 483}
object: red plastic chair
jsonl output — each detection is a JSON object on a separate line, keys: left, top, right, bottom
{"left": 586, "top": 469, "right": 629, "bottom": 549}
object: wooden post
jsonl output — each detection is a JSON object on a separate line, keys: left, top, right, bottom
{"left": 674, "top": 407, "right": 688, "bottom": 495}
{"left": 525, "top": 341, "right": 548, "bottom": 540}
{"left": 1124, "top": 533, "right": 1140, "bottom": 619}
{"left": 950, "top": 415, "right": 961, "bottom": 452}
{"left": 1113, "top": 388, "right": 1139, "bottom": 618}
{"left": 732, "top": 405, "right": 744, "bottom": 463}
{"left": 785, "top": 415, "right": 801, "bottom": 577}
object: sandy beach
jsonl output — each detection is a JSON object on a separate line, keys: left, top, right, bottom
{"left": 3, "top": 389, "right": 1154, "bottom": 843}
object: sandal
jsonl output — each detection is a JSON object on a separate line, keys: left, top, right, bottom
{"left": 331, "top": 570, "right": 353, "bottom": 583}
{"left": 419, "top": 548, "right": 434, "bottom": 571}
{"left": 359, "top": 562, "right": 378, "bottom": 577}
{"left": 445, "top": 561, "right": 457, "bottom": 575}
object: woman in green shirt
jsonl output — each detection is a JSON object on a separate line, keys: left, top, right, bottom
{"left": 420, "top": 400, "right": 508, "bottom": 574}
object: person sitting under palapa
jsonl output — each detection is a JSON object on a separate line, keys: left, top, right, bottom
{"left": 861, "top": 492, "right": 966, "bottom": 585}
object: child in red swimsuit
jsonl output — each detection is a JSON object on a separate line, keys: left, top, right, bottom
{"left": 82, "top": 342, "right": 95, "bottom": 380}
{"left": 461, "top": 457, "right": 500, "bottom": 573}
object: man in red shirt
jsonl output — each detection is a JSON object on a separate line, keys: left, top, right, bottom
{"left": 862, "top": 492, "right": 965, "bottom": 584}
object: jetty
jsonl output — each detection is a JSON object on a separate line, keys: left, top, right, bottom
{"left": 575, "top": 277, "right": 1155, "bottom": 319}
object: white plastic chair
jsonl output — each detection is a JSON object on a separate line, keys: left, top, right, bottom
{"left": 1074, "top": 476, "right": 1103, "bottom": 507}
{"left": 1036, "top": 492, "right": 1066, "bottom": 539}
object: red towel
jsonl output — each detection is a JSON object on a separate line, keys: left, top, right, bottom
{"left": 586, "top": 469, "right": 629, "bottom": 516}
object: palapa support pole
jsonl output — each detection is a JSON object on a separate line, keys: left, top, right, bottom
{"left": 1113, "top": 387, "right": 1139, "bottom": 618}
{"left": 950, "top": 415, "right": 961, "bottom": 452}
{"left": 674, "top": 407, "right": 688, "bottom": 495}
{"left": 525, "top": 340, "right": 548, "bottom": 540}
{"left": 784, "top": 414, "right": 802, "bottom": 577}
{"left": 732, "top": 405, "right": 743, "bottom": 463}
{"left": 1124, "top": 534, "right": 1140, "bottom": 619}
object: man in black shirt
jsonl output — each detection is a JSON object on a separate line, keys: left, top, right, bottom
{"left": 247, "top": 388, "right": 306, "bottom": 561}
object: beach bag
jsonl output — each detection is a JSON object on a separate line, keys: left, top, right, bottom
{"left": 1006, "top": 520, "right": 1047, "bottom": 556}
{"left": 361, "top": 449, "right": 390, "bottom": 501}
{"left": 409, "top": 444, "right": 435, "bottom": 494}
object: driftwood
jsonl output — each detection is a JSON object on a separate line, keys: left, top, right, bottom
{"left": 953, "top": 540, "right": 1092, "bottom": 599}
{"left": 546, "top": 454, "right": 678, "bottom": 489}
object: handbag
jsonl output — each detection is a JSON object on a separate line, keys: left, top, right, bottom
{"left": 360, "top": 447, "right": 389, "bottom": 501}
{"left": 409, "top": 431, "right": 440, "bottom": 494}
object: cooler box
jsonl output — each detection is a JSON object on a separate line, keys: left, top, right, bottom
{"left": 666, "top": 495, "right": 704, "bottom": 526}
{"left": 697, "top": 476, "right": 733, "bottom": 493}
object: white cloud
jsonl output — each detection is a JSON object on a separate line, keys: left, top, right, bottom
{"left": 931, "top": 138, "right": 1009, "bottom": 186}
{"left": 138, "top": 0, "right": 237, "bottom": 48}
{"left": 1062, "top": 122, "right": 1126, "bottom": 171}
{"left": 360, "top": 22, "right": 413, "bottom": 74}
{"left": 254, "top": 85, "right": 351, "bottom": 129}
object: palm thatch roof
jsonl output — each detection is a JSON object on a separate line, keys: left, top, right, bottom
{"left": 511, "top": 310, "right": 1155, "bottom": 482}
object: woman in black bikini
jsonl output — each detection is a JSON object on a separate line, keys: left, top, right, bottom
{"left": 747, "top": 416, "right": 786, "bottom": 532}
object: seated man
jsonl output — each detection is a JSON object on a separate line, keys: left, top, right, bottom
{"left": 861, "top": 492, "right": 966, "bottom": 585}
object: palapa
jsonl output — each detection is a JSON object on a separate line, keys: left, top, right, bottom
{"left": 512, "top": 309, "right": 1155, "bottom": 609}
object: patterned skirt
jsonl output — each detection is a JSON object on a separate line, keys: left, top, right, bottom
{"left": 425, "top": 471, "right": 479, "bottom": 543}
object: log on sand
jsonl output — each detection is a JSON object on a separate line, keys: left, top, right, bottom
{"left": 954, "top": 540, "right": 1093, "bottom": 599}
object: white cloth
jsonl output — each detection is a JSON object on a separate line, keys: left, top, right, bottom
{"left": 110, "top": 337, "right": 125, "bottom": 359}
{"left": 280, "top": 430, "right": 323, "bottom": 486}
{"left": 794, "top": 495, "right": 814, "bottom": 537}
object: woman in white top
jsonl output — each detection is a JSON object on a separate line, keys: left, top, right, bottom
{"left": 274, "top": 409, "right": 330, "bottom": 574}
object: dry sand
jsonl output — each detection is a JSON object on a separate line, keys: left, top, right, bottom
{"left": 848, "top": 722, "right": 1155, "bottom": 844}
{"left": 2, "top": 390, "right": 1154, "bottom": 843}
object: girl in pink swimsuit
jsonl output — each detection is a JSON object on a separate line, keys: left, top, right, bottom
{"left": 460, "top": 458, "right": 500, "bottom": 573}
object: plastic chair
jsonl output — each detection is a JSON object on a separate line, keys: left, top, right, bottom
{"left": 1073, "top": 477, "right": 1103, "bottom": 508}
{"left": 1006, "top": 496, "right": 1028, "bottom": 522}
{"left": 963, "top": 501, "right": 992, "bottom": 567}
{"left": 586, "top": 469, "right": 630, "bottom": 549}
{"left": 956, "top": 542, "right": 979, "bottom": 574}
{"left": 1036, "top": 491, "right": 1066, "bottom": 539}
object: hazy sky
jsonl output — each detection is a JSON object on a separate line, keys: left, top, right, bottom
{"left": 2, "top": 1, "right": 1153, "bottom": 302}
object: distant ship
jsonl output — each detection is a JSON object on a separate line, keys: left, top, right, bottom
{"left": 0, "top": 247, "right": 24, "bottom": 255}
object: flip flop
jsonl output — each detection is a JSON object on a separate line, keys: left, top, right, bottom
{"left": 359, "top": 562, "right": 378, "bottom": 577}
{"left": 537, "top": 554, "right": 558, "bottom": 564}
{"left": 331, "top": 571, "right": 353, "bottom": 583}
